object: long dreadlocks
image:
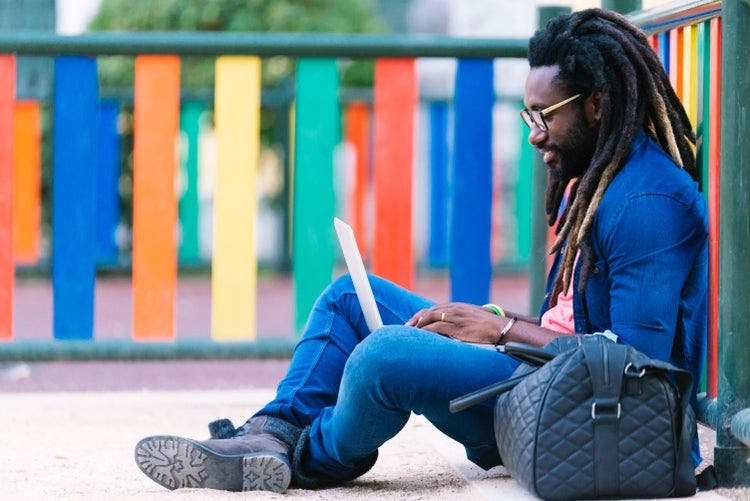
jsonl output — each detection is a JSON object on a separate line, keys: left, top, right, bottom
{"left": 528, "top": 8, "right": 698, "bottom": 304}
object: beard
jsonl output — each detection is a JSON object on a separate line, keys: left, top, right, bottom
{"left": 544, "top": 111, "right": 598, "bottom": 182}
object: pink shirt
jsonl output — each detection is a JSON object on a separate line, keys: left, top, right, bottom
{"left": 540, "top": 283, "right": 576, "bottom": 334}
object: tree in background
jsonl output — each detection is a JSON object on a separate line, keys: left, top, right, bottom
{"left": 89, "top": 0, "right": 382, "bottom": 88}
{"left": 86, "top": 0, "right": 382, "bottom": 261}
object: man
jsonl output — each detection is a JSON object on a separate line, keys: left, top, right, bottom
{"left": 135, "top": 8, "right": 706, "bottom": 493}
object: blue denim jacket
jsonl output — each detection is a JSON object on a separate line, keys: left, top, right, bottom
{"left": 540, "top": 130, "right": 708, "bottom": 397}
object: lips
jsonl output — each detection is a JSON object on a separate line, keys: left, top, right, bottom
{"left": 542, "top": 150, "right": 558, "bottom": 167}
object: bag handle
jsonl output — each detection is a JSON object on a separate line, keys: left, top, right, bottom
{"left": 448, "top": 372, "right": 532, "bottom": 413}
{"left": 583, "top": 339, "right": 629, "bottom": 496}
{"left": 503, "top": 342, "right": 556, "bottom": 366}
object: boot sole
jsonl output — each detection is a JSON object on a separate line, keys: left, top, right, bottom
{"left": 135, "top": 435, "right": 291, "bottom": 493}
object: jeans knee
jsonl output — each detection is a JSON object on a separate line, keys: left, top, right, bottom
{"left": 344, "top": 326, "right": 417, "bottom": 384}
{"left": 319, "top": 274, "right": 355, "bottom": 301}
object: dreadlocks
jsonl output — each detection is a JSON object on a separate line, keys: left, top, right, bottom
{"left": 528, "top": 8, "right": 697, "bottom": 304}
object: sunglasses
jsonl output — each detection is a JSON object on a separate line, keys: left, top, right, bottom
{"left": 519, "top": 94, "right": 582, "bottom": 132}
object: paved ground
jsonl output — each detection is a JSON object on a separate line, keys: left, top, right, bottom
{"left": 0, "top": 385, "right": 734, "bottom": 501}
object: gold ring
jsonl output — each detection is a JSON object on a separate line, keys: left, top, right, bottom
{"left": 441, "top": 312, "right": 446, "bottom": 322}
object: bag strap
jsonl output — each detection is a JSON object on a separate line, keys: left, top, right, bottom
{"left": 582, "top": 338, "right": 629, "bottom": 497}
{"left": 448, "top": 372, "right": 533, "bottom": 413}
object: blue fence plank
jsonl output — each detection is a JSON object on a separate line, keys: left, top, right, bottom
{"left": 96, "top": 99, "right": 121, "bottom": 266}
{"left": 450, "top": 59, "right": 494, "bottom": 304}
{"left": 53, "top": 56, "right": 98, "bottom": 340}
{"left": 428, "top": 101, "right": 449, "bottom": 268}
{"left": 658, "top": 31, "right": 670, "bottom": 71}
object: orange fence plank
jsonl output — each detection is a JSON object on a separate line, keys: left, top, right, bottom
{"left": 707, "top": 18, "right": 721, "bottom": 399}
{"left": 669, "top": 28, "right": 684, "bottom": 99}
{"left": 0, "top": 55, "right": 14, "bottom": 340}
{"left": 12, "top": 100, "right": 41, "bottom": 266}
{"left": 132, "top": 55, "right": 180, "bottom": 340}
{"left": 372, "top": 58, "right": 416, "bottom": 290}
{"left": 344, "top": 102, "right": 371, "bottom": 258}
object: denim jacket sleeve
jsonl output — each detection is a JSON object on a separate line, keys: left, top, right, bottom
{"left": 583, "top": 191, "right": 708, "bottom": 362}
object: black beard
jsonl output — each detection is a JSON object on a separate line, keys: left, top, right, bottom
{"left": 551, "top": 114, "right": 598, "bottom": 182}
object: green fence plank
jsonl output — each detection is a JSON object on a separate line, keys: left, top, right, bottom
{"left": 697, "top": 21, "right": 712, "bottom": 200}
{"left": 515, "top": 99, "right": 533, "bottom": 264}
{"left": 179, "top": 100, "right": 205, "bottom": 265}
{"left": 292, "top": 59, "right": 339, "bottom": 333}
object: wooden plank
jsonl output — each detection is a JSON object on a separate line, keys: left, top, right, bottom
{"left": 212, "top": 56, "right": 260, "bottom": 341}
{"left": 96, "top": 100, "right": 121, "bottom": 265}
{"left": 450, "top": 58, "right": 493, "bottom": 304}
{"left": 344, "top": 102, "right": 371, "bottom": 259}
{"left": 428, "top": 101, "right": 449, "bottom": 268}
{"left": 292, "top": 58, "right": 339, "bottom": 332}
{"left": 657, "top": 31, "right": 670, "bottom": 70}
{"left": 178, "top": 100, "right": 204, "bottom": 265}
{"left": 372, "top": 58, "right": 416, "bottom": 290}
{"left": 0, "top": 55, "right": 14, "bottom": 340}
{"left": 12, "top": 100, "right": 41, "bottom": 266}
{"left": 52, "top": 56, "right": 98, "bottom": 340}
{"left": 669, "top": 28, "right": 684, "bottom": 97}
{"left": 515, "top": 98, "right": 533, "bottom": 265}
{"left": 707, "top": 17, "right": 721, "bottom": 399}
{"left": 682, "top": 25, "right": 698, "bottom": 129}
{"left": 132, "top": 55, "right": 180, "bottom": 340}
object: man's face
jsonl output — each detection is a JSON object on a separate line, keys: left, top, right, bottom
{"left": 523, "top": 65, "right": 598, "bottom": 181}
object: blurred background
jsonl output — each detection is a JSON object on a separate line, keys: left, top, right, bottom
{"left": 1, "top": 0, "right": 675, "bottom": 341}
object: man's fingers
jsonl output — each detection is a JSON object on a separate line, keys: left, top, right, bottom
{"left": 406, "top": 308, "right": 430, "bottom": 326}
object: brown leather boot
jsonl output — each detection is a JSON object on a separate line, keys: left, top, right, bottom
{"left": 134, "top": 416, "right": 299, "bottom": 493}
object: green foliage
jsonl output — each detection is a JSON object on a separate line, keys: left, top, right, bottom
{"left": 89, "top": 0, "right": 382, "bottom": 88}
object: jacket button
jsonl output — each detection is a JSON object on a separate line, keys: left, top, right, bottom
{"left": 593, "top": 267, "right": 599, "bottom": 275}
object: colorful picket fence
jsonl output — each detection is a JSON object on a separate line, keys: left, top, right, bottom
{"left": 0, "top": 3, "right": 725, "bottom": 372}
{"left": 638, "top": 3, "right": 722, "bottom": 398}
{"left": 0, "top": 34, "right": 531, "bottom": 345}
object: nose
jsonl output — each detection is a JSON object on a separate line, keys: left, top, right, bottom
{"left": 527, "top": 125, "right": 547, "bottom": 147}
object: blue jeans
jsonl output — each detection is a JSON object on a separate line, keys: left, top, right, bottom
{"left": 255, "top": 274, "right": 521, "bottom": 482}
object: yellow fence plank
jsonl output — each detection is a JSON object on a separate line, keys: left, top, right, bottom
{"left": 211, "top": 56, "right": 261, "bottom": 340}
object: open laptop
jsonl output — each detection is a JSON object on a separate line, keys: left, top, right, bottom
{"left": 333, "top": 217, "right": 496, "bottom": 351}
{"left": 334, "top": 217, "right": 383, "bottom": 331}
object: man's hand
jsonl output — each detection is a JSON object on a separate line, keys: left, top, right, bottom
{"left": 405, "top": 302, "right": 504, "bottom": 345}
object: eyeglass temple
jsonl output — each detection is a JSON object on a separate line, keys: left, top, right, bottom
{"left": 541, "top": 93, "right": 582, "bottom": 115}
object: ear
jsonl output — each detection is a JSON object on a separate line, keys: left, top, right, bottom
{"left": 584, "top": 91, "right": 603, "bottom": 125}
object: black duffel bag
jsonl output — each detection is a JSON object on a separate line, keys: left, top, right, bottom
{"left": 451, "top": 335, "right": 698, "bottom": 500}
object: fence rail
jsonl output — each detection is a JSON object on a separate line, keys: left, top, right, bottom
{"left": 0, "top": 32, "right": 528, "bottom": 58}
{"left": 629, "top": 0, "right": 721, "bottom": 34}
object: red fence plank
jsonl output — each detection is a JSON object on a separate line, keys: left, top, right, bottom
{"left": 372, "top": 58, "right": 417, "bottom": 290}
{"left": 0, "top": 55, "right": 14, "bottom": 340}
{"left": 707, "top": 17, "right": 721, "bottom": 399}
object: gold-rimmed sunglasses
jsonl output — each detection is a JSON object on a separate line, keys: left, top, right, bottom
{"left": 519, "top": 94, "right": 581, "bottom": 132}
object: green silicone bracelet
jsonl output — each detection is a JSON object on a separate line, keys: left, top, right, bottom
{"left": 482, "top": 303, "right": 506, "bottom": 317}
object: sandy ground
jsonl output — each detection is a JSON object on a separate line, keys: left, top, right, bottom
{"left": 1, "top": 387, "right": 743, "bottom": 501}
{"left": 0, "top": 389, "right": 525, "bottom": 500}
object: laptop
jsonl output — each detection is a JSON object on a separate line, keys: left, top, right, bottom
{"left": 334, "top": 217, "right": 384, "bottom": 332}
{"left": 333, "top": 217, "right": 496, "bottom": 351}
